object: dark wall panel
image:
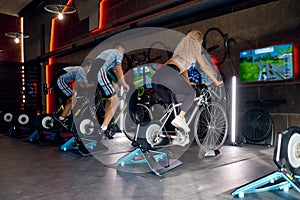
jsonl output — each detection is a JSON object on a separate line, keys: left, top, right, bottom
{"left": 0, "top": 62, "right": 41, "bottom": 113}
{"left": 0, "top": 62, "right": 23, "bottom": 111}
{"left": 0, "top": 14, "right": 22, "bottom": 62}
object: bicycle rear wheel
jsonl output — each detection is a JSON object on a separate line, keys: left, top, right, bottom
{"left": 194, "top": 102, "right": 228, "bottom": 152}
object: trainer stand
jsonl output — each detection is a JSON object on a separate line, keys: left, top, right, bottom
{"left": 27, "top": 125, "right": 68, "bottom": 145}
{"left": 7, "top": 124, "right": 33, "bottom": 138}
{"left": 60, "top": 135, "right": 98, "bottom": 157}
{"left": 116, "top": 125, "right": 182, "bottom": 176}
{"left": 26, "top": 114, "right": 69, "bottom": 145}
{"left": 231, "top": 170, "right": 300, "bottom": 198}
{"left": 203, "top": 149, "right": 220, "bottom": 157}
{"left": 232, "top": 126, "right": 300, "bottom": 198}
{"left": 59, "top": 121, "right": 108, "bottom": 157}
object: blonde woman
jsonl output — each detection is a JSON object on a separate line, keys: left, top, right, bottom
{"left": 152, "top": 30, "right": 223, "bottom": 133}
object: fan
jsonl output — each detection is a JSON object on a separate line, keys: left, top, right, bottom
{"left": 240, "top": 108, "right": 274, "bottom": 145}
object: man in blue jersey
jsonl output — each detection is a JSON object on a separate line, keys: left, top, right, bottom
{"left": 96, "top": 43, "right": 130, "bottom": 139}
{"left": 54, "top": 58, "right": 94, "bottom": 129}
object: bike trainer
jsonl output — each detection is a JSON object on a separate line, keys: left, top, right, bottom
{"left": 60, "top": 135, "right": 102, "bottom": 156}
{"left": 28, "top": 129, "right": 58, "bottom": 144}
{"left": 116, "top": 147, "right": 182, "bottom": 176}
{"left": 232, "top": 171, "right": 300, "bottom": 198}
{"left": 232, "top": 126, "right": 300, "bottom": 198}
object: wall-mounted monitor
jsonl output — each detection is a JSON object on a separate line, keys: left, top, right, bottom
{"left": 132, "top": 63, "right": 161, "bottom": 89}
{"left": 239, "top": 43, "right": 298, "bottom": 83}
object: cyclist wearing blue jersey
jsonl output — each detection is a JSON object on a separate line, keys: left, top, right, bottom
{"left": 54, "top": 58, "right": 94, "bottom": 129}
{"left": 96, "top": 43, "right": 130, "bottom": 138}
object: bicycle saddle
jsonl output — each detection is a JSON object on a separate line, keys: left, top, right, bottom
{"left": 151, "top": 84, "right": 178, "bottom": 105}
{"left": 194, "top": 83, "right": 208, "bottom": 97}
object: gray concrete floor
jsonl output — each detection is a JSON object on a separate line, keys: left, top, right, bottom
{"left": 1, "top": 132, "right": 300, "bottom": 200}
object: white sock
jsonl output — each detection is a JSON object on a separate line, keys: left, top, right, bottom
{"left": 101, "top": 125, "right": 107, "bottom": 131}
{"left": 59, "top": 116, "right": 65, "bottom": 121}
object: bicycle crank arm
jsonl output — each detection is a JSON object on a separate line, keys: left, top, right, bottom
{"left": 159, "top": 134, "right": 178, "bottom": 139}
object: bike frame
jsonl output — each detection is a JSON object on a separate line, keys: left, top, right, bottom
{"left": 157, "top": 89, "right": 209, "bottom": 133}
{"left": 74, "top": 96, "right": 94, "bottom": 117}
{"left": 95, "top": 89, "right": 139, "bottom": 132}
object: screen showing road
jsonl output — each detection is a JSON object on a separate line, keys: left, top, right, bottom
{"left": 240, "top": 43, "right": 294, "bottom": 83}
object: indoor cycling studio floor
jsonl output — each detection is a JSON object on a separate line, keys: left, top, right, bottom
{"left": 1, "top": 132, "right": 300, "bottom": 200}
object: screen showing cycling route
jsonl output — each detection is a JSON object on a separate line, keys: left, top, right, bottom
{"left": 133, "top": 63, "right": 160, "bottom": 88}
{"left": 239, "top": 43, "right": 294, "bottom": 83}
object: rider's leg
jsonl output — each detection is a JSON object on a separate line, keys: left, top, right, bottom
{"left": 152, "top": 66, "right": 195, "bottom": 132}
{"left": 60, "top": 94, "right": 77, "bottom": 118}
{"left": 97, "top": 69, "right": 122, "bottom": 138}
{"left": 101, "top": 95, "right": 120, "bottom": 129}
{"left": 100, "top": 95, "right": 120, "bottom": 139}
{"left": 100, "top": 81, "right": 119, "bottom": 129}
{"left": 178, "top": 110, "right": 186, "bottom": 118}
{"left": 171, "top": 82, "right": 195, "bottom": 132}
{"left": 54, "top": 95, "right": 76, "bottom": 129}
{"left": 54, "top": 79, "right": 75, "bottom": 129}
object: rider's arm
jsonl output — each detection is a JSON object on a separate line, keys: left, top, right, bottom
{"left": 196, "top": 53, "right": 223, "bottom": 87}
{"left": 114, "top": 64, "right": 130, "bottom": 91}
{"left": 77, "top": 68, "right": 94, "bottom": 88}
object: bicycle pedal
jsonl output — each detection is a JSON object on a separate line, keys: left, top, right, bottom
{"left": 98, "top": 128, "right": 112, "bottom": 139}
{"left": 159, "top": 134, "right": 176, "bottom": 139}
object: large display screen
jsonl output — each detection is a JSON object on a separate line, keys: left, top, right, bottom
{"left": 239, "top": 43, "right": 294, "bottom": 83}
{"left": 132, "top": 63, "right": 160, "bottom": 88}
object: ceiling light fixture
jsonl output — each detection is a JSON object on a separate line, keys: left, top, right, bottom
{"left": 15, "top": 37, "right": 20, "bottom": 44}
{"left": 5, "top": 32, "right": 29, "bottom": 44}
{"left": 44, "top": 4, "right": 76, "bottom": 20}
